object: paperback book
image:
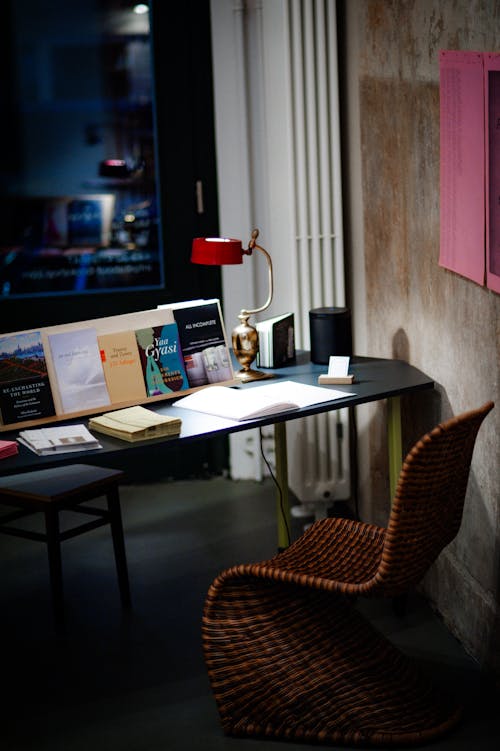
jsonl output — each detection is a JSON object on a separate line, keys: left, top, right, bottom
{"left": 18, "top": 424, "right": 102, "bottom": 455}
{"left": 98, "top": 330, "right": 147, "bottom": 404}
{"left": 167, "top": 300, "right": 233, "bottom": 387}
{"left": 48, "top": 328, "right": 111, "bottom": 414}
{"left": 135, "top": 323, "right": 189, "bottom": 396}
{"left": 0, "top": 330, "right": 55, "bottom": 425}
{"left": 89, "top": 405, "right": 181, "bottom": 442}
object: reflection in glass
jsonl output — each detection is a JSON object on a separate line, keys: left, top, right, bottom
{"left": 0, "top": 0, "right": 163, "bottom": 298}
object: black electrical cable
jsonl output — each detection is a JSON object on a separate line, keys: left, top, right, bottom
{"left": 259, "top": 427, "right": 291, "bottom": 548}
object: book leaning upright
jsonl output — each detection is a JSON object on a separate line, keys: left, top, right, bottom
{"left": 47, "top": 327, "right": 111, "bottom": 414}
{"left": 256, "top": 312, "right": 295, "bottom": 368}
{"left": 88, "top": 405, "right": 181, "bottom": 442}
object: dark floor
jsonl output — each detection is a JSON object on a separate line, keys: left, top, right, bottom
{"left": 0, "top": 475, "right": 498, "bottom": 750}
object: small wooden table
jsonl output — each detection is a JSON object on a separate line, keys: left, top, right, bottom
{"left": 0, "top": 463, "right": 131, "bottom": 625}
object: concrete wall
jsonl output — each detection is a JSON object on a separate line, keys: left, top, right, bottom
{"left": 339, "top": 0, "right": 500, "bottom": 674}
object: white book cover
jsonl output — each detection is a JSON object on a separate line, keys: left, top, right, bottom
{"left": 18, "top": 424, "right": 102, "bottom": 455}
{"left": 48, "top": 328, "right": 111, "bottom": 413}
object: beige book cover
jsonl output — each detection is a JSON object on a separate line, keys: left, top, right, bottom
{"left": 98, "top": 330, "right": 147, "bottom": 404}
{"left": 88, "top": 405, "right": 181, "bottom": 442}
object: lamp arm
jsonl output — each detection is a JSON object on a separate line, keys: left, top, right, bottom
{"left": 239, "top": 233, "right": 274, "bottom": 317}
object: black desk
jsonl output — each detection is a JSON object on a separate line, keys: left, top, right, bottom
{"left": 0, "top": 354, "right": 434, "bottom": 547}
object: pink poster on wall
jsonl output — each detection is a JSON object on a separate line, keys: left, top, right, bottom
{"left": 439, "top": 50, "right": 485, "bottom": 285}
{"left": 484, "top": 53, "right": 500, "bottom": 294}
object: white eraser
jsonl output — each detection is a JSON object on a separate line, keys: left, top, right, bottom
{"left": 328, "top": 356, "right": 350, "bottom": 377}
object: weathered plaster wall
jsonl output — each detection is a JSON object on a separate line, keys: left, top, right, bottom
{"left": 340, "top": 0, "right": 500, "bottom": 673}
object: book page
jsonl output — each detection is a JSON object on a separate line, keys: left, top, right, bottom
{"left": 174, "top": 385, "right": 297, "bottom": 420}
{"left": 92, "top": 405, "right": 179, "bottom": 429}
{"left": 255, "top": 381, "right": 349, "bottom": 408}
{"left": 174, "top": 380, "right": 350, "bottom": 421}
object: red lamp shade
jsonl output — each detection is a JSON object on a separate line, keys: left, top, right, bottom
{"left": 191, "top": 237, "right": 243, "bottom": 265}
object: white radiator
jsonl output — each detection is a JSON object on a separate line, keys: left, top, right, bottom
{"left": 211, "top": 0, "right": 349, "bottom": 509}
{"left": 282, "top": 0, "right": 349, "bottom": 510}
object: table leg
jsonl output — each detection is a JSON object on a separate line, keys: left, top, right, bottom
{"left": 274, "top": 421, "right": 291, "bottom": 550}
{"left": 44, "top": 508, "right": 65, "bottom": 626}
{"left": 387, "top": 396, "right": 402, "bottom": 500}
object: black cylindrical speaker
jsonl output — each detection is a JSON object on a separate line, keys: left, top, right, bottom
{"left": 309, "top": 307, "right": 352, "bottom": 364}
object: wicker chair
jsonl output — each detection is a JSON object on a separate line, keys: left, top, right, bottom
{"left": 202, "top": 401, "right": 494, "bottom": 747}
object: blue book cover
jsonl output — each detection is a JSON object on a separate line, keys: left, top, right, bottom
{"left": 135, "top": 323, "right": 189, "bottom": 396}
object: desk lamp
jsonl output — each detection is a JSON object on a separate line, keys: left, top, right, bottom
{"left": 191, "top": 229, "right": 274, "bottom": 382}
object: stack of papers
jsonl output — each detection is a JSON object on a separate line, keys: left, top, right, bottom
{"left": 88, "top": 405, "right": 182, "bottom": 442}
{"left": 18, "top": 425, "right": 102, "bottom": 456}
{"left": 0, "top": 439, "right": 18, "bottom": 459}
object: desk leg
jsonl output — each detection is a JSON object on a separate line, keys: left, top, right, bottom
{"left": 387, "top": 396, "right": 402, "bottom": 500}
{"left": 274, "top": 421, "right": 291, "bottom": 550}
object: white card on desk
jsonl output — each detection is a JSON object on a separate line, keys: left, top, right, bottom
{"left": 328, "top": 356, "right": 350, "bottom": 377}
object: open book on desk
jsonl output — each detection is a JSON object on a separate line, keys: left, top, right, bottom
{"left": 174, "top": 380, "right": 351, "bottom": 422}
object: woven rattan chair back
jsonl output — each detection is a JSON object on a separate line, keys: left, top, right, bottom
{"left": 374, "top": 401, "right": 494, "bottom": 595}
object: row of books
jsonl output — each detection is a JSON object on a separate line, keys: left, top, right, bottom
{"left": 0, "top": 299, "right": 232, "bottom": 429}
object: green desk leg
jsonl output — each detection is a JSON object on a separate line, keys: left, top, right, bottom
{"left": 274, "top": 421, "right": 291, "bottom": 550}
{"left": 387, "top": 396, "right": 402, "bottom": 500}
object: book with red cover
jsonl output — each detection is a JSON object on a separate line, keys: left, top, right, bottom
{"left": 0, "top": 439, "right": 18, "bottom": 459}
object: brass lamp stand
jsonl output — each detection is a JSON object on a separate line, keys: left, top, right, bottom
{"left": 191, "top": 228, "right": 275, "bottom": 383}
{"left": 231, "top": 230, "right": 274, "bottom": 382}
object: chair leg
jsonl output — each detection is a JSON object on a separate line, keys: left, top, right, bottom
{"left": 106, "top": 486, "right": 131, "bottom": 609}
{"left": 44, "top": 508, "right": 65, "bottom": 626}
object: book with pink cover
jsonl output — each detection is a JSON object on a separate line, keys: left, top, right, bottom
{"left": 0, "top": 439, "right": 18, "bottom": 459}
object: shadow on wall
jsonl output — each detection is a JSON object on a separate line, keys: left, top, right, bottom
{"left": 358, "top": 328, "right": 443, "bottom": 524}
{"left": 392, "top": 327, "right": 443, "bottom": 455}
{"left": 392, "top": 326, "right": 498, "bottom": 679}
